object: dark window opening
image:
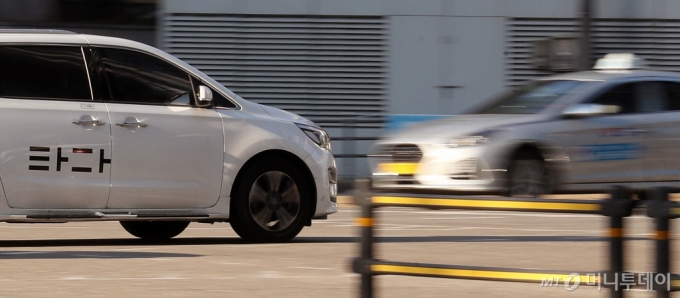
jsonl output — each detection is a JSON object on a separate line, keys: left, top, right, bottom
{"left": 99, "top": 48, "right": 193, "bottom": 105}
{"left": 589, "top": 83, "right": 636, "bottom": 114}
{"left": 212, "top": 88, "right": 236, "bottom": 109}
{"left": 664, "top": 82, "right": 680, "bottom": 111}
{"left": 0, "top": 46, "right": 91, "bottom": 100}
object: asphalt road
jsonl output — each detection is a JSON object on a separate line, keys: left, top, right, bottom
{"left": 0, "top": 205, "right": 673, "bottom": 297}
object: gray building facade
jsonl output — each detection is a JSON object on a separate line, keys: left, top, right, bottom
{"left": 160, "top": 0, "right": 680, "bottom": 179}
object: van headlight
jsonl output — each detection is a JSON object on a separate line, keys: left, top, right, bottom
{"left": 296, "top": 123, "right": 332, "bottom": 151}
{"left": 446, "top": 129, "right": 509, "bottom": 147}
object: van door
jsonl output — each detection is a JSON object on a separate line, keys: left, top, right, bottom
{"left": 0, "top": 46, "right": 112, "bottom": 209}
{"left": 95, "top": 47, "right": 224, "bottom": 209}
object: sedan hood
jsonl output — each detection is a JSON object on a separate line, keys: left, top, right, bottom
{"left": 382, "top": 114, "right": 548, "bottom": 143}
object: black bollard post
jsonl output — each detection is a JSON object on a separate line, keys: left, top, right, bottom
{"left": 354, "top": 179, "right": 374, "bottom": 298}
{"left": 652, "top": 187, "right": 670, "bottom": 298}
{"left": 606, "top": 186, "right": 629, "bottom": 298}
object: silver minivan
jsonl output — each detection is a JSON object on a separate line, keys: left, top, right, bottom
{"left": 0, "top": 29, "right": 337, "bottom": 242}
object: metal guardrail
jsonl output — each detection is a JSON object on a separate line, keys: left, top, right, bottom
{"left": 350, "top": 180, "right": 680, "bottom": 298}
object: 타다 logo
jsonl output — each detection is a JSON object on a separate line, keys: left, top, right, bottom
{"left": 28, "top": 146, "right": 111, "bottom": 173}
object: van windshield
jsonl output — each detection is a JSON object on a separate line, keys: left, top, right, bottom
{"left": 475, "top": 80, "right": 584, "bottom": 114}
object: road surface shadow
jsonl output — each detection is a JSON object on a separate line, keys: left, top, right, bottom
{"left": 0, "top": 238, "right": 247, "bottom": 248}
{"left": 0, "top": 250, "right": 200, "bottom": 259}
{"left": 0, "top": 235, "right": 649, "bottom": 248}
{"left": 293, "top": 235, "right": 648, "bottom": 243}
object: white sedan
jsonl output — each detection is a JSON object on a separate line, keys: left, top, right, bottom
{"left": 370, "top": 54, "right": 680, "bottom": 198}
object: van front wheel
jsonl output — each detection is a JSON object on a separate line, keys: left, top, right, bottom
{"left": 230, "top": 158, "right": 312, "bottom": 242}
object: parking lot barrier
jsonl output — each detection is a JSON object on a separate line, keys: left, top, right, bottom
{"left": 352, "top": 180, "right": 637, "bottom": 298}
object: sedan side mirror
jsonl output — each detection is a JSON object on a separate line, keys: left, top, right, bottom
{"left": 197, "top": 85, "right": 213, "bottom": 108}
{"left": 562, "top": 103, "right": 620, "bottom": 118}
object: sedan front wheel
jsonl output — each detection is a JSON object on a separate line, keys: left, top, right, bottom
{"left": 508, "top": 152, "right": 551, "bottom": 197}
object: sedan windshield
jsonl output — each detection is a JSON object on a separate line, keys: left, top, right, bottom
{"left": 475, "top": 80, "right": 584, "bottom": 114}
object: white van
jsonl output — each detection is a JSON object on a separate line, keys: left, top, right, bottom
{"left": 0, "top": 29, "right": 337, "bottom": 242}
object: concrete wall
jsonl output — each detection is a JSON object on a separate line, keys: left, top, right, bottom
{"left": 387, "top": 16, "right": 505, "bottom": 115}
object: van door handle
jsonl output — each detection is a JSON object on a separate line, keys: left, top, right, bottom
{"left": 115, "top": 121, "right": 148, "bottom": 128}
{"left": 71, "top": 119, "right": 105, "bottom": 126}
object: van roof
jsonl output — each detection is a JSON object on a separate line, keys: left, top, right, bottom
{"left": 0, "top": 29, "right": 76, "bottom": 34}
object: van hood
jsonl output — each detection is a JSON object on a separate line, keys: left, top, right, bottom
{"left": 258, "top": 104, "right": 317, "bottom": 127}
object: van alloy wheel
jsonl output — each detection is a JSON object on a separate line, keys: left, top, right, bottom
{"left": 229, "top": 158, "right": 311, "bottom": 243}
{"left": 248, "top": 171, "right": 301, "bottom": 231}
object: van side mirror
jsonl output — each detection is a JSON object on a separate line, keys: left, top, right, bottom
{"left": 562, "top": 103, "right": 620, "bottom": 118}
{"left": 197, "top": 85, "right": 213, "bottom": 108}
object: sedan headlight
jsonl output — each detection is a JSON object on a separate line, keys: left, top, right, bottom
{"left": 446, "top": 129, "right": 509, "bottom": 147}
{"left": 296, "top": 123, "right": 332, "bottom": 151}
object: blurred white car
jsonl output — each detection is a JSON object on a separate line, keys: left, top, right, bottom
{"left": 0, "top": 29, "right": 337, "bottom": 242}
{"left": 370, "top": 54, "right": 680, "bottom": 197}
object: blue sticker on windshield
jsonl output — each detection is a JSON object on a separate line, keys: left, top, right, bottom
{"left": 573, "top": 143, "right": 643, "bottom": 162}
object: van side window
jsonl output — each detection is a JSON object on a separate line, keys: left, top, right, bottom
{"left": 212, "top": 89, "right": 237, "bottom": 108}
{"left": 98, "top": 48, "right": 193, "bottom": 105}
{"left": 0, "top": 46, "right": 91, "bottom": 100}
{"left": 190, "top": 76, "right": 236, "bottom": 109}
